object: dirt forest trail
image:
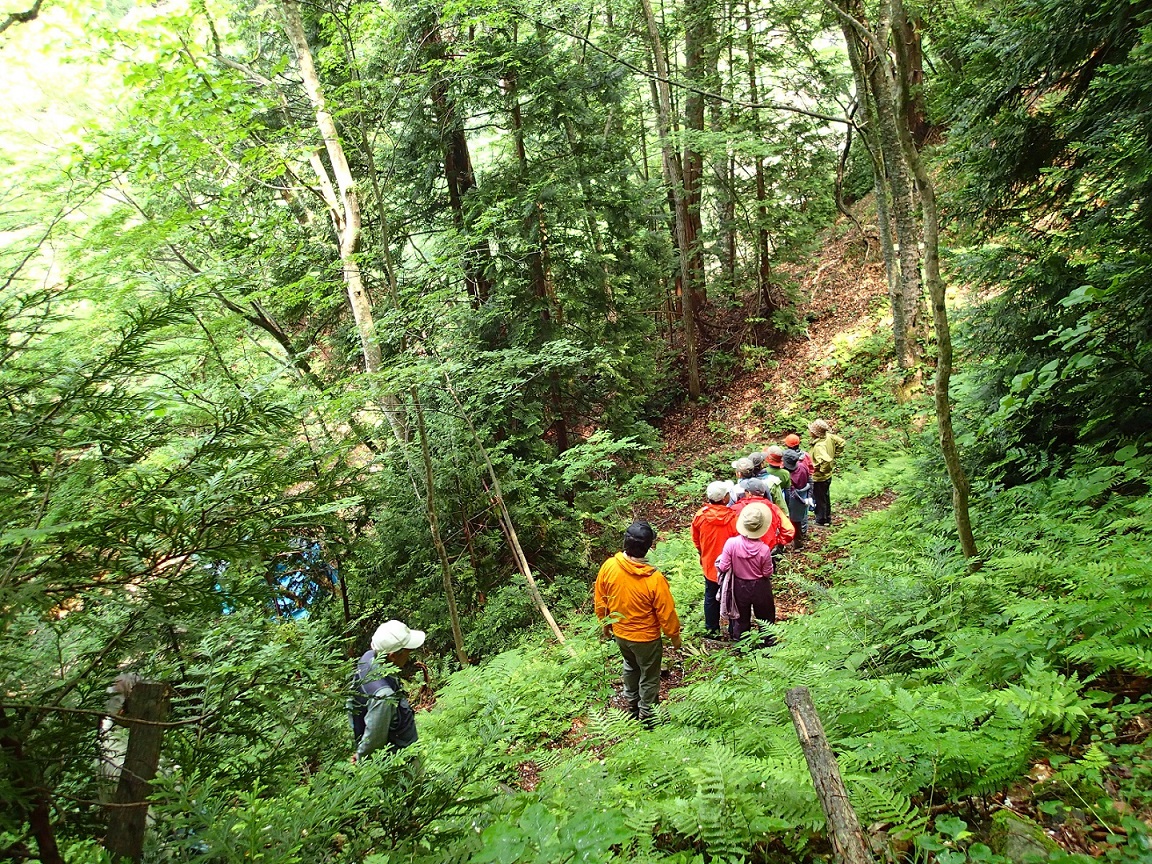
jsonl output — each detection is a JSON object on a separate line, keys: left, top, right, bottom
{"left": 515, "top": 219, "right": 901, "bottom": 790}
{"left": 650, "top": 215, "right": 897, "bottom": 621}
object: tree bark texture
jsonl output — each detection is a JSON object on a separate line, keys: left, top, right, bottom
{"left": 426, "top": 22, "right": 493, "bottom": 307}
{"left": 840, "top": 24, "right": 900, "bottom": 346}
{"left": 104, "top": 681, "right": 171, "bottom": 864}
{"left": 888, "top": 60, "right": 979, "bottom": 562}
{"left": 838, "top": 0, "right": 921, "bottom": 369}
{"left": 281, "top": 0, "right": 410, "bottom": 443}
{"left": 890, "top": 1, "right": 930, "bottom": 146}
{"left": 682, "top": 0, "right": 715, "bottom": 316}
{"left": 835, "top": 0, "right": 978, "bottom": 562}
{"left": 785, "top": 687, "right": 875, "bottom": 864}
{"left": 282, "top": 0, "right": 378, "bottom": 372}
{"left": 744, "top": 0, "right": 774, "bottom": 309}
{"left": 640, "top": 0, "right": 702, "bottom": 399}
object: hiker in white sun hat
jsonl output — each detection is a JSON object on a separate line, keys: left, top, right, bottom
{"left": 714, "top": 503, "right": 778, "bottom": 648}
{"left": 349, "top": 620, "right": 425, "bottom": 762}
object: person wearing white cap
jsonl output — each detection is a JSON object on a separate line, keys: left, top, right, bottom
{"left": 349, "top": 619, "right": 425, "bottom": 762}
{"left": 691, "top": 481, "right": 738, "bottom": 638}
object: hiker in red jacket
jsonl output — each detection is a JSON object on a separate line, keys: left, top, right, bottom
{"left": 691, "top": 481, "right": 739, "bottom": 638}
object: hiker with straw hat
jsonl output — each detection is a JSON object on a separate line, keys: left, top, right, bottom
{"left": 714, "top": 502, "right": 778, "bottom": 646}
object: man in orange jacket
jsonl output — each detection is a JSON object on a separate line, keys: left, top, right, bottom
{"left": 691, "top": 481, "right": 738, "bottom": 638}
{"left": 594, "top": 521, "right": 681, "bottom": 725}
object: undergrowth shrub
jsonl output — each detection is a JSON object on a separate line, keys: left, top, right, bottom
{"left": 150, "top": 447, "right": 1152, "bottom": 864}
{"left": 385, "top": 446, "right": 1152, "bottom": 863}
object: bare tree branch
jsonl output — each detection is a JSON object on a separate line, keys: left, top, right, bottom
{"left": 0, "top": 0, "right": 44, "bottom": 34}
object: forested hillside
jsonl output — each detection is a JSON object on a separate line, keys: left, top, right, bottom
{"left": 2, "top": 0, "right": 1151, "bottom": 862}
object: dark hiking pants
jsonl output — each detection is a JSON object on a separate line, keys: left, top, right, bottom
{"left": 703, "top": 578, "right": 720, "bottom": 635}
{"left": 615, "top": 635, "right": 663, "bottom": 720}
{"left": 813, "top": 479, "right": 832, "bottom": 525}
{"left": 731, "top": 577, "right": 775, "bottom": 646}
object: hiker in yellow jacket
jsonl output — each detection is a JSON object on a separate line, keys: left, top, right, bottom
{"left": 594, "top": 521, "right": 681, "bottom": 725}
{"left": 809, "top": 419, "right": 847, "bottom": 527}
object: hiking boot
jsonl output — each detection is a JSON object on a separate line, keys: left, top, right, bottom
{"left": 628, "top": 700, "right": 640, "bottom": 720}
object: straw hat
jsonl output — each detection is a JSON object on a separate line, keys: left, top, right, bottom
{"left": 736, "top": 502, "right": 772, "bottom": 539}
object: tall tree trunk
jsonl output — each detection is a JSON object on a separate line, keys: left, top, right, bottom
{"left": 835, "top": 0, "right": 978, "bottom": 562}
{"left": 891, "top": 3, "right": 930, "bottom": 146}
{"left": 839, "top": 0, "right": 922, "bottom": 369}
{"left": 683, "top": 0, "right": 715, "bottom": 318}
{"left": 886, "top": 0, "right": 977, "bottom": 562}
{"left": 505, "top": 64, "right": 570, "bottom": 452}
{"left": 426, "top": 22, "right": 492, "bottom": 307}
{"left": 744, "top": 0, "right": 773, "bottom": 309}
{"left": 103, "top": 682, "right": 170, "bottom": 864}
{"left": 721, "top": 8, "right": 737, "bottom": 296}
{"left": 412, "top": 389, "right": 471, "bottom": 665}
{"left": 280, "top": 0, "right": 408, "bottom": 440}
{"left": 640, "top": 0, "right": 702, "bottom": 399}
{"left": 282, "top": 0, "right": 376, "bottom": 372}
{"left": 841, "top": 22, "right": 901, "bottom": 357}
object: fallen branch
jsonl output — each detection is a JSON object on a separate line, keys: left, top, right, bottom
{"left": 786, "top": 686, "right": 874, "bottom": 864}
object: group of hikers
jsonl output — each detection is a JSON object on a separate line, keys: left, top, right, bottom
{"left": 349, "top": 421, "right": 847, "bottom": 755}
{"left": 594, "top": 419, "right": 846, "bottom": 724}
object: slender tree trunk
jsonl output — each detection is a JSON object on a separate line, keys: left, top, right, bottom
{"left": 744, "top": 0, "right": 773, "bottom": 308}
{"left": 282, "top": 0, "right": 376, "bottom": 372}
{"left": 104, "top": 682, "right": 170, "bottom": 864}
{"left": 836, "top": 0, "right": 978, "bottom": 561}
{"left": 426, "top": 22, "right": 492, "bottom": 307}
{"left": 331, "top": 19, "right": 403, "bottom": 307}
{"left": 683, "top": 0, "right": 715, "bottom": 317}
{"left": 891, "top": 3, "right": 930, "bottom": 146}
{"left": 841, "top": 24, "right": 901, "bottom": 353}
{"left": 722, "top": 9, "right": 737, "bottom": 296}
{"left": 886, "top": 30, "right": 978, "bottom": 561}
{"left": 640, "top": 0, "right": 702, "bottom": 399}
{"left": 280, "top": 0, "right": 408, "bottom": 440}
{"left": 412, "top": 389, "right": 470, "bottom": 665}
{"left": 859, "top": 3, "right": 922, "bottom": 369}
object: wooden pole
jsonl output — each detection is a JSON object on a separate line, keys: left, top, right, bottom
{"left": 104, "top": 681, "right": 170, "bottom": 863}
{"left": 439, "top": 370, "right": 575, "bottom": 657}
{"left": 412, "top": 387, "right": 471, "bottom": 666}
{"left": 785, "top": 687, "right": 874, "bottom": 864}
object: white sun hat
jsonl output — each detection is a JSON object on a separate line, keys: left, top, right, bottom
{"left": 371, "top": 620, "right": 426, "bottom": 654}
